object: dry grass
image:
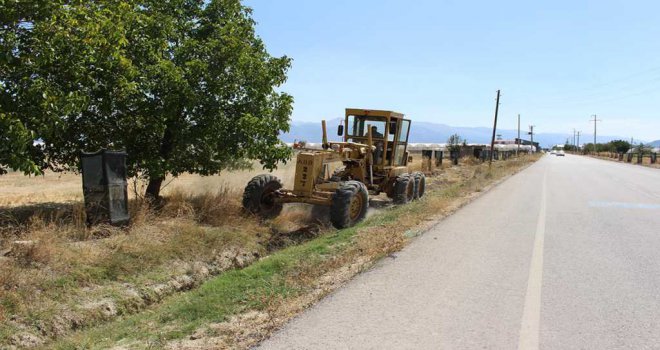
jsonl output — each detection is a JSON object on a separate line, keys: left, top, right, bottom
{"left": 0, "top": 159, "right": 299, "bottom": 209}
{"left": 1, "top": 154, "right": 538, "bottom": 348}
{"left": 144, "top": 155, "right": 541, "bottom": 350}
{"left": 0, "top": 170, "right": 319, "bottom": 347}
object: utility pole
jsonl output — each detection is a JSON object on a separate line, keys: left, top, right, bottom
{"left": 528, "top": 125, "right": 535, "bottom": 152}
{"left": 590, "top": 114, "right": 601, "bottom": 154}
{"left": 573, "top": 128, "right": 577, "bottom": 152}
{"left": 577, "top": 131, "right": 581, "bottom": 153}
{"left": 489, "top": 90, "right": 501, "bottom": 166}
{"left": 517, "top": 114, "right": 521, "bottom": 157}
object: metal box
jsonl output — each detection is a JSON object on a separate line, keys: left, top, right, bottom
{"left": 81, "top": 150, "right": 129, "bottom": 226}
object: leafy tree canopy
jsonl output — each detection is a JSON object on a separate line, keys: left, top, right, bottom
{"left": 447, "top": 133, "right": 463, "bottom": 152}
{"left": 609, "top": 140, "right": 631, "bottom": 154}
{"left": 1, "top": 0, "right": 293, "bottom": 197}
{"left": 0, "top": 113, "right": 42, "bottom": 175}
{"left": 633, "top": 142, "right": 652, "bottom": 153}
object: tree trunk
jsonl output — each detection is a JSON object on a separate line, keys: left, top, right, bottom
{"left": 145, "top": 176, "right": 165, "bottom": 200}
{"left": 144, "top": 123, "right": 175, "bottom": 201}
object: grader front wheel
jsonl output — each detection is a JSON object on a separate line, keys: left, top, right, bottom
{"left": 330, "top": 181, "right": 369, "bottom": 229}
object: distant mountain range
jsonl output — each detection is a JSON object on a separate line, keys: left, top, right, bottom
{"left": 650, "top": 140, "right": 660, "bottom": 147}
{"left": 282, "top": 119, "right": 631, "bottom": 148}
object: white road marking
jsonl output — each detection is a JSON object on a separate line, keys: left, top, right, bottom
{"left": 588, "top": 201, "right": 660, "bottom": 210}
{"left": 518, "top": 170, "right": 547, "bottom": 350}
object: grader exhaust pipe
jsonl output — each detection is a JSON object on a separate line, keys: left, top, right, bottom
{"left": 322, "top": 120, "right": 329, "bottom": 149}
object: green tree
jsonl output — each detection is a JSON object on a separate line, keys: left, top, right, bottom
{"left": 0, "top": 113, "right": 42, "bottom": 175}
{"left": 608, "top": 140, "right": 631, "bottom": 154}
{"left": 447, "top": 134, "right": 463, "bottom": 152}
{"left": 583, "top": 142, "right": 608, "bottom": 153}
{"left": 563, "top": 143, "right": 576, "bottom": 152}
{"left": 634, "top": 142, "right": 652, "bottom": 154}
{"left": 0, "top": 0, "right": 50, "bottom": 175}
{"left": 1, "top": 0, "right": 292, "bottom": 198}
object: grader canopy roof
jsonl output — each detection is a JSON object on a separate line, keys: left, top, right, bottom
{"left": 344, "top": 109, "right": 408, "bottom": 140}
{"left": 343, "top": 108, "right": 411, "bottom": 167}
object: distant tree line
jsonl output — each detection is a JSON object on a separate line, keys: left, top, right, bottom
{"left": 558, "top": 140, "right": 656, "bottom": 154}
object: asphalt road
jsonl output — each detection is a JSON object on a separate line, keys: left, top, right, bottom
{"left": 258, "top": 155, "right": 660, "bottom": 350}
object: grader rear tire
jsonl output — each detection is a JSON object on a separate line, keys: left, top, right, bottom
{"left": 242, "top": 174, "right": 283, "bottom": 219}
{"left": 393, "top": 175, "right": 414, "bottom": 204}
{"left": 330, "top": 181, "right": 369, "bottom": 229}
{"left": 413, "top": 172, "right": 426, "bottom": 199}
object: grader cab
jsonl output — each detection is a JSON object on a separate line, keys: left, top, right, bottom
{"left": 243, "top": 108, "right": 425, "bottom": 229}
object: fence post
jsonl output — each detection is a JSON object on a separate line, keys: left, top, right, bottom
{"left": 435, "top": 151, "right": 444, "bottom": 166}
{"left": 450, "top": 150, "right": 459, "bottom": 165}
{"left": 435, "top": 151, "right": 443, "bottom": 166}
{"left": 421, "top": 150, "right": 433, "bottom": 172}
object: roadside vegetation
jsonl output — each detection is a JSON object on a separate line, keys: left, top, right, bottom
{"left": 589, "top": 151, "right": 660, "bottom": 168}
{"left": 558, "top": 139, "right": 659, "bottom": 168}
{"left": 0, "top": 162, "right": 305, "bottom": 348}
{"left": 0, "top": 154, "right": 541, "bottom": 349}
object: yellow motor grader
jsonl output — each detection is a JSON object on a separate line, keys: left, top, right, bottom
{"left": 243, "top": 108, "right": 425, "bottom": 229}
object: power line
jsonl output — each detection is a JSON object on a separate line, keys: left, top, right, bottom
{"left": 538, "top": 65, "right": 660, "bottom": 102}
{"left": 531, "top": 77, "right": 660, "bottom": 109}
{"left": 521, "top": 65, "right": 660, "bottom": 109}
{"left": 560, "top": 67, "right": 660, "bottom": 95}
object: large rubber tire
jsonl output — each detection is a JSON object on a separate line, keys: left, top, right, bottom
{"left": 330, "top": 181, "right": 369, "bottom": 229}
{"left": 242, "top": 174, "right": 283, "bottom": 219}
{"left": 393, "top": 174, "right": 414, "bottom": 204}
{"left": 413, "top": 172, "right": 426, "bottom": 200}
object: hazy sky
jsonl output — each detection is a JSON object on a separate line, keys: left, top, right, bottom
{"left": 245, "top": 0, "right": 660, "bottom": 141}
